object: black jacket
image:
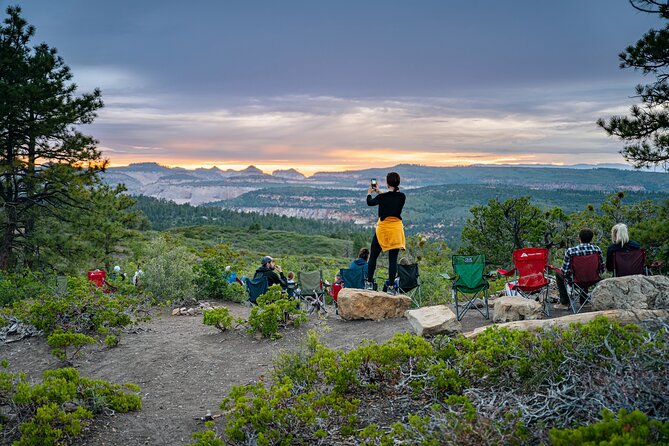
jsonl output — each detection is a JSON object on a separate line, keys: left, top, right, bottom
{"left": 253, "top": 266, "right": 288, "bottom": 288}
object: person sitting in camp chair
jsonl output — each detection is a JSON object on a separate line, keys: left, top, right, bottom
{"left": 555, "top": 228, "right": 604, "bottom": 309}
{"left": 253, "top": 256, "right": 288, "bottom": 289}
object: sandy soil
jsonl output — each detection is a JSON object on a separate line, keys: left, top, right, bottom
{"left": 0, "top": 300, "right": 576, "bottom": 446}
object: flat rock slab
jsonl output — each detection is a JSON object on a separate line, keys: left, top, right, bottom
{"left": 406, "top": 305, "right": 461, "bottom": 336}
{"left": 592, "top": 275, "right": 669, "bottom": 311}
{"left": 338, "top": 288, "right": 412, "bottom": 321}
{"left": 493, "top": 296, "right": 543, "bottom": 323}
{"left": 465, "top": 309, "right": 669, "bottom": 338}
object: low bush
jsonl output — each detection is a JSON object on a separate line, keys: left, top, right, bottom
{"left": 190, "top": 317, "right": 669, "bottom": 445}
{"left": 47, "top": 331, "right": 97, "bottom": 361}
{"left": 550, "top": 408, "right": 669, "bottom": 445}
{"left": 247, "top": 285, "right": 306, "bottom": 339}
{"left": 0, "top": 363, "right": 141, "bottom": 445}
{"left": 203, "top": 307, "right": 242, "bottom": 332}
{"left": 8, "top": 276, "right": 146, "bottom": 350}
{"left": 222, "top": 282, "right": 246, "bottom": 303}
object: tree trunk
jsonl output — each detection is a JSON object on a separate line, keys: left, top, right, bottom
{"left": 0, "top": 206, "right": 17, "bottom": 270}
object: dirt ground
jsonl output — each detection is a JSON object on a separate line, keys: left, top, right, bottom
{"left": 0, "top": 299, "right": 577, "bottom": 446}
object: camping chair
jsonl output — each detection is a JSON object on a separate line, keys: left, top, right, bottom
{"left": 567, "top": 253, "right": 602, "bottom": 314}
{"left": 498, "top": 248, "right": 552, "bottom": 317}
{"left": 442, "top": 255, "right": 490, "bottom": 321}
{"left": 244, "top": 276, "right": 268, "bottom": 306}
{"left": 397, "top": 263, "right": 422, "bottom": 307}
{"left": 331, "top": 267, "right": 367, "bottom": 314}
{"left": 298, "top": 270, "right": 326, "bottom": 315}
{"left": 87, "top": 270, "right": 114, "bottom": 293}
{"left": 613, "top": 249, "right": 647, "bottom": 277}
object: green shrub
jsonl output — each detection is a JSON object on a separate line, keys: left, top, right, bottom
{"left": 203, "top": 307, "right": 241, "bottom": 332}
{"left": 223, "top": 282, "right": 246, "bottom": 303}
{"left": 194, "top": 258, "right": 228, "bottom": 300}
{"left": 247, "top": 285, "right": 306, "bottom": 339}
{"left": 550, "top": 409, "right": 669, "bottom": 446}
{"left": 9, "top": 276, "right": 143, "bottom": 347}
{"left": 197, "top": 318, "right": 668, "bottom": 445}
{"left": 0, "top": 271, "right": 50, "bottom": 307}
{"left": 47, "top": 331, "right": 97, "bottom": 361}
{"left": 188, "top": 421, "right": 225, "bottom": 446}
{"left": 142, "top": 236, "right": 197, "bottom": 303}
{"left": 16, "top": 402, "right": 93, "bottom": 446}
{"left": 1, "top": 365, "right": 141, "bottom": 445}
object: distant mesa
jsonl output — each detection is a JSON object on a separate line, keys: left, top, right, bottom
{"left": 272, "top": 168, "right": 306, "bottom": 180}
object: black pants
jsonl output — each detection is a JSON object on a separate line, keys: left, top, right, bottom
{"left": 367, "top": 234, "right": 399, "bottom": 286}
{"left": 555, "top": 272, "right": 589, "bottom": 305}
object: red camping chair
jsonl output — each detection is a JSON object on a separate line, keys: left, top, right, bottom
{"left": 568, "top": 253, "right": 602, "bottom": 314}
{"left": 613, "top": 249, "right": 646, "bottom": 277}
{"left": 498, "top": 248, "right": 552, "bottom": 316}
{"left": 87, "top": 269, "right": 114, "bottom": 293}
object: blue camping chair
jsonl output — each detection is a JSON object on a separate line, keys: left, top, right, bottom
{"left": 339, "top": 267, "right": 366, "bottom": 289}
{"left": 244, "top": 276, "right": 268, "bottom": 305}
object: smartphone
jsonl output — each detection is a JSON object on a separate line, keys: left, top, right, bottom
{"left": 371, "top": 178, "right": 377, "bottom": 188}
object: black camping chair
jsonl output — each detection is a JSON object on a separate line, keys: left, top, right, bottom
{"left": 397, "top": 263, "right": 421, "bottom": 307}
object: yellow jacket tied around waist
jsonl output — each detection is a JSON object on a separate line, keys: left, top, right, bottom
{"left": 375, "top": 217, "right": 405, "bottom": 251}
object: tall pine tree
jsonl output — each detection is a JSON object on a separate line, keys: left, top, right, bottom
{"left": 598, "top": 0, "right": 669, "bottom": 171}
{"left": 0, "top": 6, "right": 104, "bottom": 268}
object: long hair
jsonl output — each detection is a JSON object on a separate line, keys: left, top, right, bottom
{"left": 613, "top": 223, "right": 630, "bottom": 246}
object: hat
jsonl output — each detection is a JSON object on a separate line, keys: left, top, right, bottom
{"left": 113, "top": 265, "right": 121, "bottom": 272}
{"left": 261, "top": 256, "right": 274, "bottom": 265}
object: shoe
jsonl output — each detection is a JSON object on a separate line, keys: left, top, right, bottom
{"left": 553, "top": 304, "right": 569, "bottom": 310}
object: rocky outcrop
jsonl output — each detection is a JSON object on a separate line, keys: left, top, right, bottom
{"left": 337, "top": 289, "right": 411, "bottom": 321}
{"left": 465, "top": 309, "right": 669, "bottom": 338}
{"left": 493, "top": 296, "right": 543, "bottom": 323}
{"left": 406, "top": 305, "right": 461, "bottom": 336}
{"left": 591, "top": 275, "right": 669, "bottom": 311}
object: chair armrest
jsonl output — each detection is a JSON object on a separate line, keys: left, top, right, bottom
{"left": 548, "top": 265, "right": 562, "bottom": 275}
{"left": 497, "top": 268, "right": 516, "bottom": 276}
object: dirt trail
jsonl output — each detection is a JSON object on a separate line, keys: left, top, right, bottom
{"left": 1, "top": 300, "right": 574, "bottom": 446}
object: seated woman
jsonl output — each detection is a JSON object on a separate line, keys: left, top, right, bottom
{"left": 349, "top": 248, "right": 369, "bottom": 279}
{"left": 605, "top": 223, "right": 641, "bottom": 272}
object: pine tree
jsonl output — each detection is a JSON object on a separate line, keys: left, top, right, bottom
{"left": 0, "top": 6, "right": 104, "bottom": 268}
{"left": 598, "top": 0, "right": 669, "bottom": 171}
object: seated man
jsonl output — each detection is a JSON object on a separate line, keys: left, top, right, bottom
{"left": 253, "top": 255, "right": 288, "bottom": 289}
{"left": 555, "top": 228, "right": 604, "bottom": 308}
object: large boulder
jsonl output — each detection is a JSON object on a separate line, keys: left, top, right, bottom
{"left": 493, "top": 296, "right": 543, "bottom": 323}
{"left": 406, "top": 305, "right": 461, "bottom": 336}
{"left": 591, "top": 275, "right": 669, "bottom": 311}
{"left": 465, "top": 309, "right": 669, "bottom": 338}
{"left": 337, "top": 288, "right": 411, "bottom": 321}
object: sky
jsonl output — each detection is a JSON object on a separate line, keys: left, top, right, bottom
{"left": 8, "top": 0, "right": 667, "bottom": 175}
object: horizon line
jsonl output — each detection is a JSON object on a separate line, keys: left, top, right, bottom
{"left": 106, "top": 161, "right": 642, "bottom": 177}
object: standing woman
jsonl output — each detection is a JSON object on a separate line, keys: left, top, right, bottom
{"left": 366, "top": 172, "right": 406, "bottom": 292}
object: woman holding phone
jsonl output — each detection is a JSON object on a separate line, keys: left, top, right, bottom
{"left": 366, "top": 172, "right": 406, "bottom": 292}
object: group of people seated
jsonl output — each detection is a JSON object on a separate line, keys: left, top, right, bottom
{"left": 553, "top": 223, "right": 642, "bottom": 308}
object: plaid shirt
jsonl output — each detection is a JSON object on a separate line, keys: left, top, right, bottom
{"left": 561, "top": 243, "right": 605, "bottom": 277}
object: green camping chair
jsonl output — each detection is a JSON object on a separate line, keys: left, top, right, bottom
{"left": 441, "top": 254, "right": 490, "bottom": 321}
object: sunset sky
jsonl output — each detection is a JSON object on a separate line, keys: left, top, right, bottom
{"left": 13, "top": 0, "right": 665, "bottom": 175}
